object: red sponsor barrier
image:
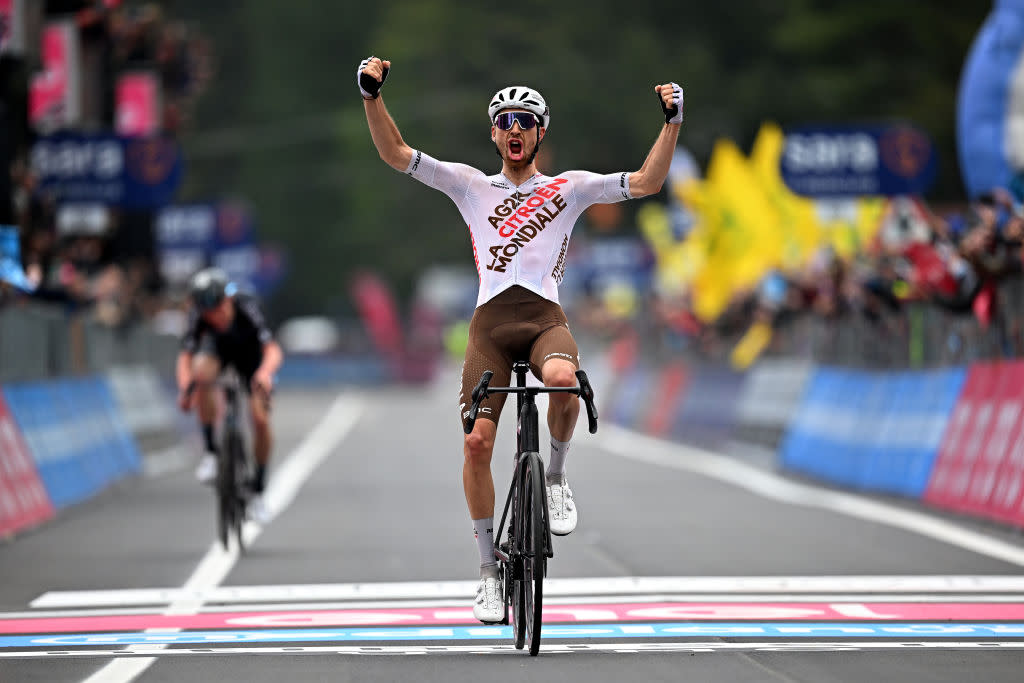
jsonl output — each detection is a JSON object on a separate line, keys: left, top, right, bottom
{"left": 0, "top": 391, "right": 54, "bottom": 537}
{"left": 924, "top": 361, "right": 1024, "bottom": 526}
{"left": 645, "top": 362, "right": 688, "bottom": 437}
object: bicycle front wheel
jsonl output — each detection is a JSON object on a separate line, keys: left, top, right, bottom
{"left": 522, "top": 452, "right": 546, "bottom": 656}
{"left": 216, "top": 443, "right": 234, "bottom": 551}
{"left": 225, "top": 430, "right": 248, "bottom": 554}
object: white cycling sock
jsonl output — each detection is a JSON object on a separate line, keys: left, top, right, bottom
{"left": 547, "top": 437, "right": 570, "bottom": 481}
{"left": 473, "top": 517, "right": 496, "bottom": 571}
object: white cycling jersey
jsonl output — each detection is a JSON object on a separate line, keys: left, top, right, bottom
{"left": 404, "top": 150, "right": 632, "bottom": 307}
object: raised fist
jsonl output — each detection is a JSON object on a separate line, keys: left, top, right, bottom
{"left": 358, "top": 56, "right": 390, "bottom": 99}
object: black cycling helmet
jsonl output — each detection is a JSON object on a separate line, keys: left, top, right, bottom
{"left": 189, "top": 267, "right": 235, "bottom": 312}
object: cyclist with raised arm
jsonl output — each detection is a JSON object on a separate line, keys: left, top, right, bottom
{"left": 357, "top": 56, "right": 684, "bottom": 623}
{"left": 176, "top": 267, "right": 284, "bottom": 523}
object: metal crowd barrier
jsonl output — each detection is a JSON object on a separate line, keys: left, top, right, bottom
{"left": 0, "top": 302, "right": 179, "bottom": 383}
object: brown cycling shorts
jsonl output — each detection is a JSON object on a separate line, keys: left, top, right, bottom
{"left": 459, "top": 285, "right": 580, "bottom": 429}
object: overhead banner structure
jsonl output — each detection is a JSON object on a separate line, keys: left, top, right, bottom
{"left": 781, "top": 125, "right": 937, "bottom": 198}
{"left": 956, "top": 0, "right": 1024, "bottom": 198}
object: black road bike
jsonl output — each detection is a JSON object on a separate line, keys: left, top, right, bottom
{"left": 186, "top": 369, "right": 256, "bottom": 553}
{"left": 463, "top": 361, "right": 598, "bottom": 656}
{"left": 216, "top": 369, "right": 252, "bottom": 553}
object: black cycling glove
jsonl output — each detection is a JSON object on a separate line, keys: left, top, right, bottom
{"left": 659, "top": 82, "right": 684, "bottom": 124}
{"left": 357, "top": 57, "right": 389, "bottom": 99}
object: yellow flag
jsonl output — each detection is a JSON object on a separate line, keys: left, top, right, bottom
{"left": 731, "top": 321, "right": 774, "bottom": 369}
{"left": 750, "top": 123, "right": 824, "bottom": 270}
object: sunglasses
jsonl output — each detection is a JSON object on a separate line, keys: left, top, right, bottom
{"left": 494, "top": 111, "right": 539, "bottom": 131}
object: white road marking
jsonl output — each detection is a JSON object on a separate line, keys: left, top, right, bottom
{"left": 6, "top": 641, "right": 1024, "bottom": 658}
{"left": 600, "top": 424, "right": 1024, "bottom": 568}
{"left": 79, "top": 393, "right": 363, "bottom": 683}
{"left": 35, "top": 575, "right": 1024, "bottom": 610}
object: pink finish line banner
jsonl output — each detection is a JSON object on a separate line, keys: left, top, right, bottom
{"left": 5, "top": 602, "right": 1024, "bottom": 635}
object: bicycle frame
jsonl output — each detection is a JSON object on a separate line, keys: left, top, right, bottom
{"left": 493, "top": 362, "right": 554, "bottom": 568}
{"left": 463, "top": 361, "right": 598, "bottom": 654}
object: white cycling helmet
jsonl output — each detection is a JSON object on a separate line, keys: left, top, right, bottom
{"left": 488, "top": 86, "right": 549, "bottom": 130}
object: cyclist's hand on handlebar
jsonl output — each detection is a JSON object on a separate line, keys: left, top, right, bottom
{"left": 358, "top": 56, "right": 390, "bottom": 100}
{"left": 655, "top": 82, "right": 684, "bottom": 124}
{"left": 251, "top": 371, "right": 273, "bottom": 395}
{"left": 251, "top": 371, "right": 274, "bottom": 407}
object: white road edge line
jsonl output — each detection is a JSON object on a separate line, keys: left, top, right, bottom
{"left": 80, "top": 392, "right": 364, "bottom": 683}
{"left": 600, "top": 424, "right": 1024, "bottom": 568}
{"left": 33, "top": 575, "right": 1024, "bottom": 610}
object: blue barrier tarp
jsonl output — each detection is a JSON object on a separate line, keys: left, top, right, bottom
{"left": 780, "top": 366, "right": 966, "bottom": 498}
{"left": 3, "top": 377, "right": 141, "bottom": 509}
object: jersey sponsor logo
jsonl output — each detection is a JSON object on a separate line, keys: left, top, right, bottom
{"left": 485, "top": 179, "right": 570, "bottom": 273}
{"left": 490, "top": 180, "right": 511, "bottom": 189}
{"left": 551, "top": 235, "right": 569, "bottom": 284}
{"left": 408, "top": 151, "right": 422, "bottom": 175}
{"left": 486, "top": 178, "right": 568, "bottom": 237}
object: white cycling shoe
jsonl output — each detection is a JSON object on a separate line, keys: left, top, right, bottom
{"left": 247, "top": 493, "right": 270, "bottom": 525}
{"left": 473, "top": 575, "right": 504, "bottom": 624}
{"left": 194, "top": 453, "right": 217, "bottom": 485}
{"left": 547, "top": 477, "right": 577, "bottom": 536}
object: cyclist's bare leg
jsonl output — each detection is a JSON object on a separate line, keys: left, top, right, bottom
{"left": 191, "top": 353, "right": 221, "bottom": 425}
{"left": 463, "top": 419, "right": 497, "bottom": 520}
{"left": 542, "top": 357, "right": 579, "bottom": 443}
{"left": 249, "top": 393, "right": 271, "bottom": 467}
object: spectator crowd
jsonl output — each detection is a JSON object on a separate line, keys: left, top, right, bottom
{"left": 563, "top": 132, "right": 1024, "bottom": 371}
{"left": 1, "top": 1, "right": 213, "bottom": 327}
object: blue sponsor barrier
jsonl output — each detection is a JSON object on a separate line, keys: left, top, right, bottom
{"left": 671, "top": 365, "right": 744, "bottom": 448}
{"left": 2, "top": 377, "right": 141, "bottom": 509}
{"left": 780, "top": 366, "right": 966, "bottom": 497}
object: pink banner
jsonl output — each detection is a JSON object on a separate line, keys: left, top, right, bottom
{"left": 352, "top": 272, "right": 403, "bottom": 357}
{"left": 4, "top": 602, "right": 1024, "bottom": 634}
{"left": 116, "top": 71, "right": 162, "bottom": 136}
{"left": 0, "top": 0, "right": 12, "bottom": 54}
{"left": 29, "top": 20, "right": 81, "bottom": 130}
{"left": 0, "top": 392, "right": 54, "bottom": 537}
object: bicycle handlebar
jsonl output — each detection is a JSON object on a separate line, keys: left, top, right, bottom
{"left": 463, "top": 370, "right": 494, "bottom": 434}
{"left": 462, "top": 368, "right": 599, "bottom": 435}
{"left": 576, "top": 369, "right": 599, "bottom": 435}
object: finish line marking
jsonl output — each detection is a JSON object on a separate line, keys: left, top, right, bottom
{"left": 32, "top": 576, "right": 1024, "bottom": 609}
{"left": 4, "top": 642, "right": 1024, "bottom": 658}
{"left": 5, "top": 622, "right": 1024, "bottom": 648}
{"left": 6, "top": 602, "right": 1024, "bottom": 634}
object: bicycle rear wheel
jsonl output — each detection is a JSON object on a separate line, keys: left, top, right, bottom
{"left": 522, "top": 452, "right": 546, "bottom": 656}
